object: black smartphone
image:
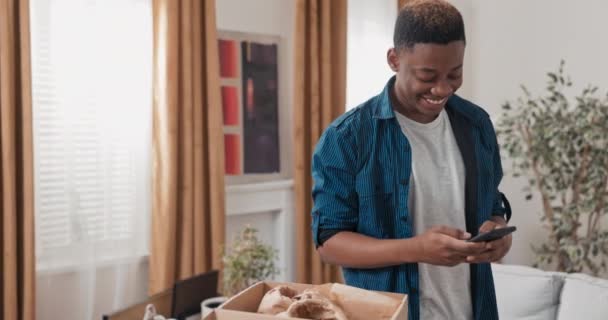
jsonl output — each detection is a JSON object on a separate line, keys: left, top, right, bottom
{"left": 466, "top": 226, "right": 516, "bottom": 243}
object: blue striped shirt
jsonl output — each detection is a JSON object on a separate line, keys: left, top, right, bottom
{"left": 311, "top": 77, "right": 511, "bottom": 320}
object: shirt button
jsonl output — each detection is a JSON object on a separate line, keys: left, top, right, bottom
{"left": 400, "top": 179, "right": 408, "bottom": 185}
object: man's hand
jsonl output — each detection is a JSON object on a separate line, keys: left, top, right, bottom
{"left": 414, "top": 225, "right": 487, "bottom": 267}
{"left": 466, "top": 217, "right": 512, "bottom": 263}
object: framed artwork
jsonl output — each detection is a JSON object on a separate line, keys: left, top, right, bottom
{"left": 218, "top": 31, "right": 281, "bottom": 180}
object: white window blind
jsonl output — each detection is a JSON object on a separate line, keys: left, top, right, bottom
{"left": 30, "top": 0, "right": 153, "bottom": 270}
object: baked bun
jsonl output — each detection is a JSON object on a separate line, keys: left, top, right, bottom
{"left": 257, "top": 285, "right": 298, "bottom": 315}
{"left": 281, "top": 298, "right": 348, "bottom": 320}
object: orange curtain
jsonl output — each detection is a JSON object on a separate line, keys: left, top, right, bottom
{"left": 0, "top": 0, "right": 35, "bottom": 319}
{"left": 293, "top": 0, "right": 348, "bottom": 285}
{"left": 150, "top": 0, "right": 226, "bottom": 294}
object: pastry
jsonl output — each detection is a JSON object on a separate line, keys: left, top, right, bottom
{"left": 257, "top": 285, "right": 298, "bottom": 315}
{"left": 280, "top": 298, "right": 348, "bottom": 320}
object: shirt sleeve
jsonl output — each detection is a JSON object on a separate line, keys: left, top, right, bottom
{"left": 488, "top": 119, "right": 512, "bottom": 222}
{"left": 311, "top": 124, "right": 359, "bottom": 247}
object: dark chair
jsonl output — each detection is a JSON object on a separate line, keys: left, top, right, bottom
{"left": 102, "top": 270, "right": 219, "bottom": 320}
{"left": 171, "top": 270, "right": 220, "bottom": 320}
{"left": 102, "top": 288, "right": 173, "bottom": 320}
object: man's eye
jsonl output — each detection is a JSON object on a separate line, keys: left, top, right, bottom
{"left": 419, "top": 78, "right": 435, "bottom": 83}
{"left": 448, "top": 74, "right": 462, "bottom": 80}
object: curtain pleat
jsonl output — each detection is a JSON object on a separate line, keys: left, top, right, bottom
{"left": 149, "top": 0, "right": 225, "bottom": 294}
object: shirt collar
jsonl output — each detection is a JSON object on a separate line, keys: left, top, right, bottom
{"left": 373, "top": 75, "right": 485, "bottom": 126}
{"left": 372, "top": 76, "right": 398, "bottom": 120}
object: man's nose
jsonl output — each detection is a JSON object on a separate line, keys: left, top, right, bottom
{"left": 431, "top": 81, "right": 453, "bottom": 97}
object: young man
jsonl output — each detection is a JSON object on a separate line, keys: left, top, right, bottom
{"left": 311, "top": 1, "right": 512, "bottom": 319}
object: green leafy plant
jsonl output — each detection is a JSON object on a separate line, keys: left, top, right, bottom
{"left": 221, "top": 226, "right": 279, "bottom": 296}
{"left": 497, "top": 61, "right": 608, "bottom": 275}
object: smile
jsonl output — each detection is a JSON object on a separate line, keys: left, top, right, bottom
{"left": 423, "top": 97, "right": 448, "bottom": 105}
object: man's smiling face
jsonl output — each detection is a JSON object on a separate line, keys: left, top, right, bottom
{"left": 388, "top": 40, "right": 465, "bottom": 123}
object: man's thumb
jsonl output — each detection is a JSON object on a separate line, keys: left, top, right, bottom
{"left": 433, "top": 225, "right": 471, "bottom": 239}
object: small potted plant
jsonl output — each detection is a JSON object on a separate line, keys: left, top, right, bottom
{"left": 201, "top": 226, "right": 279, "bottom": 317}
{"left": 221, "top": 226, "right": 280, "bottom": 296}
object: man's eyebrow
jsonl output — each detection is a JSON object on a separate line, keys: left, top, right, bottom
{"left": 413, "top": 64, "right": 463, "bottom": 73}
{"left": 413, "top": 67, "right": 437, "bottom": 73}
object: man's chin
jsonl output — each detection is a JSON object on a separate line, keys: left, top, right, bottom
{"left": 416, "top": 102, "right": 445, "bottom": 117}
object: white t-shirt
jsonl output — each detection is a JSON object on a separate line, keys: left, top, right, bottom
{"left": 395, "top": 109, "right": 472, "bottom": 320}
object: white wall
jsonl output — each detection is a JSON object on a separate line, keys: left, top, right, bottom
{"left": 458, "top": 0, "right": 608, "bottom": 267}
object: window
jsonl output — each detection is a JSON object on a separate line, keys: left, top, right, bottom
{"left": 30, "top": 0, "right": 153, "bottom": 270}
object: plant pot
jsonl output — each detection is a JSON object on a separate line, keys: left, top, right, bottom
{"left": 200, "top": 296, "right": 228, "bottom": 319}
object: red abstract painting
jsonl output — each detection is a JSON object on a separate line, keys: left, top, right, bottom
{"left": 240, "top": 41, "right": 279, "bottom": 174}
{"left": 224, "top": 134, "right": 241, "bottom": 175}
{"left": 221, "top": 86, "right": 239, "bottom": 126}
{"left": 219, "top": 32, "right": 280, "bottom": 176}
{"left": 219, "top": 39, "right": 238, "bottom": 78}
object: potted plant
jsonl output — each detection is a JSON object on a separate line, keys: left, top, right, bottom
{"left": 221, "top": 225, "right": 279, "bottom": 296}
{"left": 496, "top": 61, "right": 608, "bottom": 275}
{"left": 201, "top": 226, "right": 279, "bottom": 317}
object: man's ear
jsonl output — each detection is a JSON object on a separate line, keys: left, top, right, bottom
{"left": 387, "top": 48, "right": 400, "bottom": 72}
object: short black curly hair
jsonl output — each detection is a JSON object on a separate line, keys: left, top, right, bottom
{"left": 394, "top": 0, "right": 466, "bottom": 50}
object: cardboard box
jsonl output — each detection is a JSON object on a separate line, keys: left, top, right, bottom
{"left": 203, "top": 281, "right": 408, "bottom": 320}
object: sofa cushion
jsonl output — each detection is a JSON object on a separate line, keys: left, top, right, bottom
{"left": 492, "top": 263, "right": 565, "bottom": 320}
{"left": 556, "top": 273, "right": 608, "bottom": 320}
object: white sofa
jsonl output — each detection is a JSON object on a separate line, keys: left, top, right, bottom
{"left": 492, "top": 263, "right": 608, "bottom": 320}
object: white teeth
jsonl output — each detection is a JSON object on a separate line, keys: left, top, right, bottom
{"left": 424, "top": 97, "right": 446, "bottom": 105}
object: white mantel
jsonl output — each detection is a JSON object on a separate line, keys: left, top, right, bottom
{"left": 225, "top": 179, "right": 295, "bottom": 282}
